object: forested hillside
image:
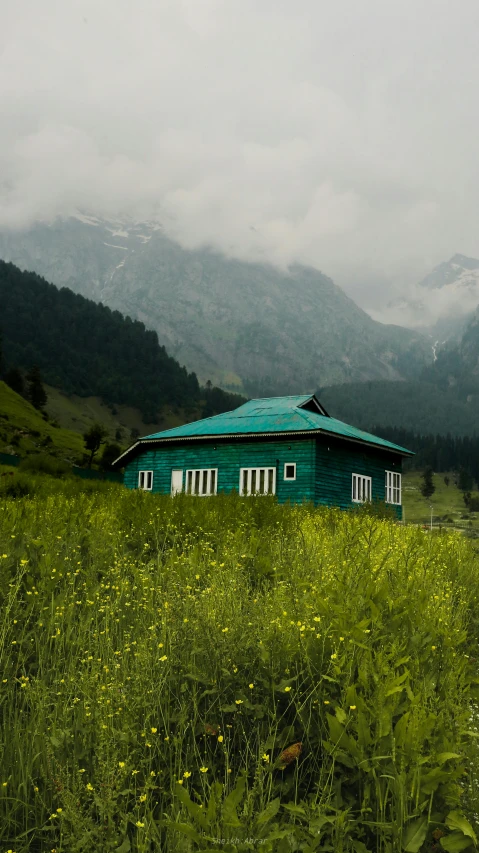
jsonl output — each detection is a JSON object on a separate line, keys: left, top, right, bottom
{"left": 0, "top": 215, "right": 433, "bottom": 392}
{"left": 320, "top": 378, "right": 479, "bottom": 436}
{"left": 0, "top": 261, "right": 244, "bottom": 422}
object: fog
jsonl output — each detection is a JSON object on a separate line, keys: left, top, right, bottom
{"left": 2, "top": 0, "right": 479, "bottom": 308}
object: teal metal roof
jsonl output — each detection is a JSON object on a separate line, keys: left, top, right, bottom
{"left": 114, "top": 395, "right": 412, "bottom": 466}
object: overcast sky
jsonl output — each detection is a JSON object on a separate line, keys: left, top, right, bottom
{"left": 2, "top": 0, "right": 479, "bottom": 307}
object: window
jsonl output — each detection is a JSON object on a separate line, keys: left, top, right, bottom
{"left": 138, "top": 470, "right": 153, "bottom": 491}
{"left": 185, "top": 468, "right": 217, "bottom": 496}
{"left": 385, "top": 470, "right": 401, "bottom": 505}
{"left": 239, "top": 467, "right": 276, "bottom": 496}
{"left": 352, "top": 473, "right": 371, "bottom": 503}
{"left": 284, "top": 463, "right": 296, "bottom": 481}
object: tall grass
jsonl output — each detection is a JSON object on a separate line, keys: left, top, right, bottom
{"left": 0, "top": 485, "right": 478, "bottom": 851}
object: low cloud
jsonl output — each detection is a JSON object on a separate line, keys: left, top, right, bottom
{"left": 2, "top": 0, "right": 479, "bottom": 304}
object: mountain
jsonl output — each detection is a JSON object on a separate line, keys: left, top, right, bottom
{"left": 0, "top": 260, "right": 244, "bottom": 424}
{"left": 0, "top": 215, "right": 433, "bottom": 394}
{"left": 320, "top": 379, "right": 479, "bottom": 436}
{"left": 321, "top": 306, "right": 479, "bottom": 436}
{"left": 382, "top": 254, "right": 479, "bottom": 338}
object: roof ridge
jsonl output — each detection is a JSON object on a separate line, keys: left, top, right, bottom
{"left": 247, "top": 394, "right": 312, "bottom": 402}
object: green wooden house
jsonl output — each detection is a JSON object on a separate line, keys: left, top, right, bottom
{"left": 115, "top": 395, "right": 412, "bottom": 515}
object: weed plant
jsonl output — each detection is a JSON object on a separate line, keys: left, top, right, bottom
{"left": 0, "top": 485, "right": 479, "bottom": 851}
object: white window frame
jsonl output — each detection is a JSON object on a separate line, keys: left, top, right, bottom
{"left": 171, "top": 470, "right": 183, "bottom": 496}
{"left": 284, "top": 462, "right": 297, "bottom": 481}
{"left": 138, "top": 470, "right": 153, "bottom": 491}
{"left": 185, "top": 468, "right": 218, "bottom": 496}
{"left": 239, "top": 467, "right": 276, "bottom": 496}
{"left": 385, "top": 470, "right": 401, "bottom": 505}
{"left": 352, "top": 473, "right": 371, "bottom": 503}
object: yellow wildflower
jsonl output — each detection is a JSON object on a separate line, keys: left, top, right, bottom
{"left": 199, "top": 766, "right": 208, "bottom": 773}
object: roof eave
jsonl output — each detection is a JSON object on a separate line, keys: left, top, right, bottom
{"left": 113, "top": 428, "right": 413, "bottom": 467}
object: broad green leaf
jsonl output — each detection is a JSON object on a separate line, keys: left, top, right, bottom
{"left": 327, "top": 714, "right": 346, "bottom": 745}
{"left": 222, "top": 774, "right": 246, "bottom": 827}
{"left": 357, "top": 710, "right": 372, "bottom": 748}
{"left": 256, "top": 797, "right": 280, "bottom": 825}
{"left": 385, "top": 685, "right": 405, "bottom": 697}
{"left": 436, "top": 753, "right": 461, "bottom": 765}
{"left": 282, "top": 803, "right": 306, "bottom": 816}
{"left": 169, "top": 821, "right": 203, "bottom": 844}
{"left": 115, "top": 839, "right": 131, "bottom": 853}
{"left": 206, "top": 781, "right": 223, "bottom": 825}
{"left": 174, "top": 783, "right": 209, "bottom": 830}
{"left": 225, "top": 774, "right": 246, "bottom": 808}
{"left": 440, "top": 831, "right": 475, "bottom": 852}
{"left": 326, "top": 714, "right": 361, "bottom": 761}
{"left": 402, "top": 816, "right": 428, "bottom": 852}
{"left": 420, "top": 767, "right": 451, "bottom": 794}
{"left": 351, "top": 841, "right": 373, "bottom": 853}
{"left": 446, "top": 812, "right": 477, "bottom": 842}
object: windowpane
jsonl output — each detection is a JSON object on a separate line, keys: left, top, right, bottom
{"left": 194, "top": 471, "right": 200, "bottom": 495}
{"left": 251, "top": 470, "right": 257, "bottom": 493}
{"left": 259, "top": 469, "right": 265, "bottom": 493}
{"left": 242, "top": 469, "right": 248, "bottom": 495}
{"left": 352, "top": 475, "right": 356, "bottom": 501}
{"left": 210, "top": 469, "right": 216, "bottom": 494}
{"left": 147, "top": 471, "right": 152, "bottom": 490}
{"left": 268, "top": 469, "right": 274, "bottom": 493}
{"left": 139, "top": 471, "right": 144, "bottom": 489}
{"left": 202, "top": 470, "right": 208, "bottom": 495}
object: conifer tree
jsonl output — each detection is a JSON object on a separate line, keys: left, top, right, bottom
{"left": 4, "top": 367, "right": 25, "bottom": 396}
{"left": 420, "top": 466, "right": 435, "bottom": 499}
{"left": 83, "top": 423, "right": 108, "bottom": 467}
{"left": 26, "top": 365, "right": 47, "bottom": 410}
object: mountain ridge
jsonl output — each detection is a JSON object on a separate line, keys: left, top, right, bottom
{"left": 0, "top": 214, "right": 433, "bottom": 394}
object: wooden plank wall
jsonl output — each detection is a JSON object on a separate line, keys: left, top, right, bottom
{"left": 124, "top": 438, "right": 316, "bottom": 504}
{"left": 315, "top": 437, "right": 402, "bottom": 518}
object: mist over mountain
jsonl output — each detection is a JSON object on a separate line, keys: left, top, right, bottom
{"left": 375, "top": 254, "right": 479, "bottom": 340}
{"left": 322, "top": 305, "right": 479, "bottom": 436}
{"left": 0, "top": 215, "right": 433, "bottom": 395}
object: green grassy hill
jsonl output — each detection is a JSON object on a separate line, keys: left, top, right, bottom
{"left": 0, "top": 381, "right": 86, "bottom": 462}
{"left": 44, "top": 385, "right": 187, "bottom": 445}
{"left": 0, "top": 380, "right": 206, "bottom": 466}
{"left": 402, "top": 469, "right": 479, "bottom": 533}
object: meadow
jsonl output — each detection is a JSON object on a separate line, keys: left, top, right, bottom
{"left": 1, "top": 479, "right": 479, "bottom": 852}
